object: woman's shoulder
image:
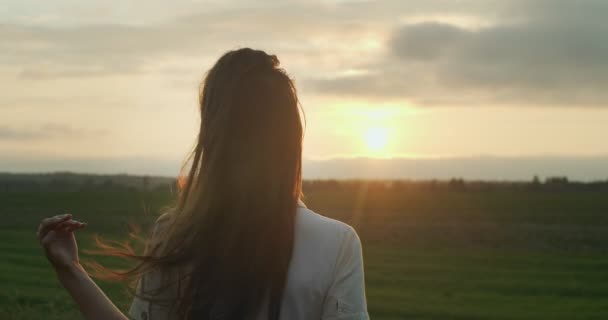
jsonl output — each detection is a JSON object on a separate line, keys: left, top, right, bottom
{"left": 297, "top": 204, "right": 357, "bottom": 238}
{"left": 145, "top": 210, "right": 176, "bottom": 256}
{"left": 155, "top": 210, "right": 175, "bottom": 226}
{"left": 295, "top": 204, "right": 361, "bottom": 257}
{"left": 288, "top": 204, "right": 364, "bottom": 303}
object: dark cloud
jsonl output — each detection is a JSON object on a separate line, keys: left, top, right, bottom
{"left": 392, "top": 23, "right": 469, "bottom": 61}
{"left": 0, "top": 124, "right": 105, "bottom": 141}
{"left": 307, "top": 0, "right": 608, "bottom": 107}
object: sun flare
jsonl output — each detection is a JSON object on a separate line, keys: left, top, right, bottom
{"left": 364, "top": 127, "right": 389, "bottom": 152}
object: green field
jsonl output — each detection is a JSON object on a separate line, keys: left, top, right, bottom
{"left": 2, "top": 184, "right": 608, "bottom": 319}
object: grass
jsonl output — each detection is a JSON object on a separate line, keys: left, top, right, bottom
{"left": 364, "top": 247, "right": 608, "bottom": 319}
{"left": 2, "top": 186, "right": 608, "bottom": 319}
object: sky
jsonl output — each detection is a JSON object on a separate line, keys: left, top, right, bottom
{"left": 1, "top": 0, "right": 607, "bottom": 180}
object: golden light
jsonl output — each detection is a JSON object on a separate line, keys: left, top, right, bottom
{"left": 364, "top": 127, "right": 389, "bottom": 152}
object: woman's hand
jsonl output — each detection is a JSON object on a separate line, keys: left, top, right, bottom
{"left": 37, "top": 214, "right": 87, "bottom": 272}
{"left": 37, "top": 214, "right": 128, "bottom": 320}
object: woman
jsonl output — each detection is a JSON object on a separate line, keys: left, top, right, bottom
{"left": 37, "top": 48, "right": 369, "bottom": 320}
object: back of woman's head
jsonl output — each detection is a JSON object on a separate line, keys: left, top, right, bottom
{"left": 190, "top": 48, "right": 303, "bottom": 208}
{"left": 157, "top": 48, "right": 303, "bottom": 319}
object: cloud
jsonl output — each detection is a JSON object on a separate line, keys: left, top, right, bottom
{"left": 0, "top": 124, "right": 105, "bottom": 141}
{"left": 0, "top": 1, "right": 392, "bottom": 79}
{"left": 392, "top": 23, "right": 469, "bottom": 61}
{"left": 306, "top": 0, "right": 608, "bottom": 107}
{"left": 0, "top": 0, "right": 501, "bottom": 79}
{"left": 2, "top": 0, "right": 608, "bottom": 107}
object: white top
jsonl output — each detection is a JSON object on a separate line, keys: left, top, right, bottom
{"left": 129, "top": 202, "right": 369, "bottom": 320}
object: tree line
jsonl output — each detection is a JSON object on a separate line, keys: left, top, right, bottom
{"left": 1, "top": 172, "right": 607, "bottom": 193}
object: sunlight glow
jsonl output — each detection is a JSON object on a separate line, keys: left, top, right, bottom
{"left": 364, "top": 127, "right": 389, "bottom": 151}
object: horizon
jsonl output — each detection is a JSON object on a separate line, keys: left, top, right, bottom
{"left": 2, "top": 154, "right": 607, "bottom": 181}
{"left": 2, "top": 0, "right": 608, "bottom": 179}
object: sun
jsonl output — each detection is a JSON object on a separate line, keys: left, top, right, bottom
{"left": 364, "top": 127, "right": 389, "bottom": 152}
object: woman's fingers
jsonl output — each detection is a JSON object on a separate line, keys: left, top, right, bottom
{"left": 63, "top": 223, "right": 86, "bottom": 233}
{"left": 56, "top": 220, "right": 87, "bottom": 233}
{"left": 37, "top": 214, "right": 72, "bottom": 239}
{"left": 56, "top": 219, "right": 84, "bottom": 228}
{"left": 40, "top": 230, "right": 57, "bottom": 247}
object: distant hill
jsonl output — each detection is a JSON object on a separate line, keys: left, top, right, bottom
{"left": 2, "top": 155, "right": 607, "bottom": 181}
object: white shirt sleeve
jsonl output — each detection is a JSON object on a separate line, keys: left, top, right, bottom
{"left": 128, "top": 279, "right": 150, "bottom": 320}
{"left": 128, "top": 213, "right": 172, "bottom": 320}
{"left": 321, "top": 226, "right": 370, "bottom": 320}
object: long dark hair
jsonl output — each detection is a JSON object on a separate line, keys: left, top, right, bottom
{"left": 92, "top": 48, "right": 304, "bottom": 319}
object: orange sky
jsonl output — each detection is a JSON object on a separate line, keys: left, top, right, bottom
{"left": 1, "top": 0, "right": 607, "bottom": 178}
